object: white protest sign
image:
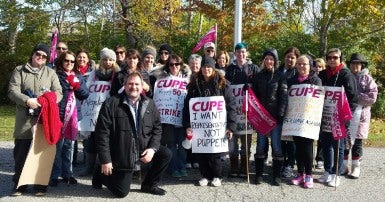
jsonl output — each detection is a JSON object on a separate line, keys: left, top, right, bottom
{"left": 229, "top": 84, "right": 255, "bottom": 134}
{"left": 321, "top": 86, "right": 344, "bottom": 133}
{"left": 153, "top": 76, "right": 188, "bottom": 127}
{"left": 189, "top": 96, "right": 228, "bottom": 153}
{"left": 78, "top": 71, "right": 111, "bottom": 131}
{"left": 282, "top": 84, "right": 325, "bottom": 140}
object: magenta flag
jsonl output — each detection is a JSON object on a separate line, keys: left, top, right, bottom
{"left": 192, "top": 25, "right": 216, "bottom": 53}
{"left": 49, "top": 29, "right": 58, "bottom": 63}
{"left": 331, "top": 88, "right": 353, "bottom": 140}
{"left": 242, "top": 87, "right": 277, "bottom": 135}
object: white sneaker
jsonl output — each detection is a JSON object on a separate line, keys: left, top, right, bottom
{"left": 193, "top": 163, "right": 199, "bottom": 169}
{"left": 198, "top": 178, "right": 209, "bottom": 186}
{"left": 185, "top": 163, "right": 192, "bottom": 169}
{"left": 317, "top": 171, "right": 331, "bottom": 183}
{"left": 327, "top": 174, "right": 341, "bottom": 187}
{"left": 350, "top": 160, "right": 361, "bottom": 179}
{"left": 211, "top": 178, "right": 222, "bottom": 187}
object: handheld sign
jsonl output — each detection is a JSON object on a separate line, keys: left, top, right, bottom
{"left": 229, "top": 84, "right": 255, "bottom": 134}
{"left": 153, "top": 76, "right": 188, "bottom": 127}
{"left": 189, "top": 96, "right": 228, "bottom": 153}
{"left": 282, "top": 84, "right": 325, "bottom": 140}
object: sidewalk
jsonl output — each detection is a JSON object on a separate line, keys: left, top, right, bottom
{"left": 1, "top": 141, "right": 385, "bottom": 202}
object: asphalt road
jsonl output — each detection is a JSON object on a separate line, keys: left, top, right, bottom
{"left": 1, "top": 141, "right": 385, "bottom": 202}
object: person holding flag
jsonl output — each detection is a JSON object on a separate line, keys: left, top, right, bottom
{"left": 317, "top": 48, "right": 357, "bottom": 187}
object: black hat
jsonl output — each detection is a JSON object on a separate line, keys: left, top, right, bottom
{"left": 263, "top": 48, "right": 279, "bottom": 68}
{"left": 32, "top": 43, "right": 50, "bottom": 58}
{"left": 201, "top": 56, "right": 216, "bottom": 68}
{"left": 348, "top": 53, "right": 368, "bottom": 67}
{"left": 158, "top": 44, "right": 173, "bottom": 54}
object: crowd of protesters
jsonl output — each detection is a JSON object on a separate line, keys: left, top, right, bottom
{"left": 7, "top": 41, "right": 378, "bottom": 198}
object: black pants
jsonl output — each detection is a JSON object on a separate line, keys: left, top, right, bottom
{"left": 344, "top": 139, "right": 363, "bottom": 160}
{"left": 315, "top": 139, "right": 324, "bottom": 162}
{"left": 197, "top": 153, "right": 223, "bottom": 180}
{"left": 13, "top": 139, "right": 47, "bottom": 192}
{"left": 281, "top": 140, "right": 296, "bottom": 167}
{"left": 93, "top": 145, "right": 171, "bottom": 198}
{"left": 293, "top": 136, "right": 314, "bottom": 175}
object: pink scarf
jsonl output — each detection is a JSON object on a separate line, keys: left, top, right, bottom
{"left": 62, "top": 91, "right": 78, "bottom": 140}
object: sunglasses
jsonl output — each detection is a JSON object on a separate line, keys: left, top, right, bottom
{"left": 56, "top": 47, "right": 67, "bottom": 51}
{"left": 115, "top": 51, "right": 125, "bottom": 55}
{"left": 35, "top": 52, "right": 48, "bottom": 59}
{"left": 206, "top": 49, "right": 215, "bottom": 53}
{"left": 64, "top": 59, "right": 75, "bottom": 63}
{"left": 169, "top": 62, "right": 180, "bottom": 67}
{"left": 160, "top": 51, "right": 169, "bottom": 55}
{"left": 327, "top": 56, "right": 339, "bottom": 60}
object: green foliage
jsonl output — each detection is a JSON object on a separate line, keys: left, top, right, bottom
{"left": 372, "top": 92, "right": 385, "bottom": 118}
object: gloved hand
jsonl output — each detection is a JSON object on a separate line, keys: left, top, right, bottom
{"left": 242, "top": 83, "right": 249, "bottom": 91}
{"left": 66, "top": 74, "right": 80, "bottom": 90}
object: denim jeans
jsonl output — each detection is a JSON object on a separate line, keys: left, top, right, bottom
{"left": 320, "top": 132, "right": 344, "bottom": 175}
{"left": 230, "top": 134, "right": 252, "bottom": 157}
{"left": 255, "top": 124, "right": 283, "bottom": 159}
{"left": 51, "top": 138, "right": 75, "bottom": 179}
{"left": 168, "top": 127, "right": 187, "bottom": 172}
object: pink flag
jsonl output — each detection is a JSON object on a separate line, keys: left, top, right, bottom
{"left": 331, "top": 89, "right": 353, "bottom": 140}
{"left": 49, "top": 29, "right": 58, "bottom": 63}
{"left": 242, "top": 87, "right": 277, "bottom": 135}
{"left": 192, "top": 25, "right": 216, "bottom": 53}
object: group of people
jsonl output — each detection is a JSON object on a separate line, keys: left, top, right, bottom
{"left": 8, "top": 40, "right": 378, "bottom": 198}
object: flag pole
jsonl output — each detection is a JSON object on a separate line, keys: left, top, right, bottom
{"left": 335, "top": 139, "right": 340, "bottom": 191}
{"left": 215, "top": 23, "right": 218, "bottom": 56}
{"left": 245, "top": 87, "right": 250, "bottom": 186}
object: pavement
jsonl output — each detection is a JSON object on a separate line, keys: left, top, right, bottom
{"left": 1, "top": 140, "right": 385, "bottom": 202}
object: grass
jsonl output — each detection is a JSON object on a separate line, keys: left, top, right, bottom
{"left": 1, "top": 105, "right": 385, "bottom": 147}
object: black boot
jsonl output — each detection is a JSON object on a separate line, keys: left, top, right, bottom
{"left": 254, "top": 157, "right": 264, "bottom": 184}
{"left": 92, "top": 166, "right": 102, "bottom": 189}
{"left": 229, "top": 155, "right": 239, "bottom": 177}
{"left": 272, "top": 159, "right": 283, "bottom": 186}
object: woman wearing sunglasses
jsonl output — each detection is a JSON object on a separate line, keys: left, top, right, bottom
{"left": 49, "top": 50, "right": 89, "bottom": 187}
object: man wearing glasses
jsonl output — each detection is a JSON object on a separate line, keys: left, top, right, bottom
{"left": 204, "top": 42, "right": 216, "bottom": 58}
{"left": 48, "top": 42, "right": 68, "bottom": 68}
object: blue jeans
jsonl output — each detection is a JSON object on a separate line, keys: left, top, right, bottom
{"left": 230, "top": 134, "right": 252, "bottom": 157}
{"left": 168, "top": 127, "right": 186, "bottom": 172}
{"left": 320, "top": 132, "right": 344, "bottom": 175}
{"left": 255, "top": 124, "right": 283, "bottom": 159}
{"left": 51, "top": 138, "right": 75, "bottom": 179}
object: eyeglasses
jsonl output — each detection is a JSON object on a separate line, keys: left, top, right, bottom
{"left": 169, "top": 62, "right": 180, "bottom": 67}
{"left": 160, "top": 51, "right": 169, "bottom": 55}
{"left": 35, "top": 52, "right": 48, "bottom": 59}
{"left": 327, "top": 56, "right": 339, "bottom": 60}
{"left": 64, "top": 59, "right": 75, "bottom": 63}
{"left": 56, "top": 47, "right": 67, "bottom": 51}
{"left": 206, "top": 49, "right": 215, "bottom": 53}
{"left": 115, "top": 51, "right": 125, "bottom": 55}
{"left": 296, "top": 63, "right": 309, "bottom": 66}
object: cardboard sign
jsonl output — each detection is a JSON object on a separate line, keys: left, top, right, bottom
{"left": 153, "top": 76, "right": 188, "bottom": 127}
{"left": 229, "top": 84, "right": 255, "bottom": 134}
{"left": 18, "top": 124, "right": 56, "bottom": 188}
{"left": 78, "top": 72, "right": 111, "bottom": 132}
{"left": 189, "top": 96, "right": 228, "bottom": 153}
{"left": 282, "top": 84, "right": 325, "bottom": 140}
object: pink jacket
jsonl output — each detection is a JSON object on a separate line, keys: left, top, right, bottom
{"left": 355, "top": 69, "right": 378, "bottom": 139}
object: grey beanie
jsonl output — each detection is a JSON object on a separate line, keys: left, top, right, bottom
{"left": 100, "top": 48, "right": 116, "bottom": 61}
{"left": 142, "top": 47, "right": 157, "bottom": 59}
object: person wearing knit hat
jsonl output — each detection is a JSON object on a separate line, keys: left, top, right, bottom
{"left": 225, "top": 42, "right": 259, "bottom": 178}
{"left": 157, "top": 44, "right": 173, "bottom": 66}
{"left": 142, "top": 46, "right": 157, "bottom": 72}
{"left": 100, "top": 48, "right": 116, "bottom": 62}
{"left": 9, "top": 43, "right": 63, "bottom": 196}
{"left": 204, "top": 42, "right": 216, "bottom": 58}
{"left": 252, "top": 48, "right": 287, "bottom": 186}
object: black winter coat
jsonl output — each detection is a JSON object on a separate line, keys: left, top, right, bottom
{"left": 251, "top": 68, "right": 288, "bottom": 123}
{"left": 225, "top": 62, "right": 259, "bottom": 84}
{"left": 94, "top": 94, "right": 162, "bottom": 171}
{"left": 57, "top": 71, "right": 89, "bottom": 121}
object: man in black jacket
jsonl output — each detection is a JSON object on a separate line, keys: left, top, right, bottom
{"left": 92, "top": 71, "right": 171, "bottom": 198}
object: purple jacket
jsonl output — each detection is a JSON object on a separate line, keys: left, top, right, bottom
{"left": 354, "top": 69, "right": 378, "bottom": 139}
